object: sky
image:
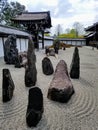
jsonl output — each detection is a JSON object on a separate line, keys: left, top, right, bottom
{"left": 8, "top": 0, "right": 98, "bottom": 35}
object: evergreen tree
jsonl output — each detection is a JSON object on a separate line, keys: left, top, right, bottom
{"left": 0, "top": 0, "right": 7, "bottom": 23}
{"left": 1, "top": 1, "right": 26, "bottom": 27}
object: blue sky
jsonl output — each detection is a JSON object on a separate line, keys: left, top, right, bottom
{"left": 8, "top": 0, "right": 98, "bottom": 34}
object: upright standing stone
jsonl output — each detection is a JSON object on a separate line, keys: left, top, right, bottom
{"left": 25, "top": 35, "right": 37, "bottom": 87}
{"left": 2, "top": 69, "right": 15, "bottom": 102}
{"left": 47, "top": 60, "right": 74, "bottom": 103}
{"left": 53, "top": 38, "right": 60, "bottom": 54}
{"left": 26, "top": 87, "right": 44, "bottom": 127}
{"left": 45, "top": 46, "right": 50, "bottom": 56}
{"left": 70, "top": 47, "right": 80, "bottom": 79}
{"left": 3, "top": 34, "right": 18, "bottom": 64}
{"left": 14, "top": 55, "right": 22, "bottom": 68}
{"left": 42, "top": 57, "right": 54, "bottom": 75}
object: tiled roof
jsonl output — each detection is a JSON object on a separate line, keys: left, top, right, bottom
{"left": 0, "top": 24, "right": 30, "bottom": 38}
{"left": 85, "top": 22, "right": 98, "bottom": 31}
{"left": 11, "top": 11, "right": 52, "bottom": 28}
{"left": 12, "top": 12, "right": 48, "bottom": 21}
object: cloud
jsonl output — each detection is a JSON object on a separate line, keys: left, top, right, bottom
{"left": 8, "top": 0, "right": 98, "bottom": 35}
{"left": 54, "top": 8, "right": 59, "bottom": 16}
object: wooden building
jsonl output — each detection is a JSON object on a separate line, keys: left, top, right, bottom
{"left": 11, "top": 11, "right": 52, "bottom": 49}
{"left": 85, "top": 22, "right": 98, "bottom": 47}
{"left": 0, "top": 24, "right": 30, "bottom": 57}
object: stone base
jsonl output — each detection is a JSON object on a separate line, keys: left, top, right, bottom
{"left": 47, "top": 88, "right": 74, "bottom": 103}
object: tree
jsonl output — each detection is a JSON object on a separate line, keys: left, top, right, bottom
{"left": 73, "top": 22, "right": 85, "bottom": 37}
{"left": 70, "top": 29, "right": 76, "bottom": 34}
{"left": 0, "top": 0, "right": 7, "bottom": 11}
{"left": 1, "top": 1, "right": 26, "bottom": 26}
{"left": 0, "top": 0, "right": 7, "bottom": 23}
{"left": 55, "top": 24, "right": 63, "bottom": 36}
{"left": 65, "top": 28, "right": 70, "bottom": 34}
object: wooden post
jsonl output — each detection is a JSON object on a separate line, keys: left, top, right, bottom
{"left": 35, "top": 31, "right": 39, "bottom": 49}
{"left": 42, "top": 30, "right": 44, "bottom": 49}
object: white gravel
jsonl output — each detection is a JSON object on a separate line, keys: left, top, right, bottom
{"left": 0, "top": 46, "right": 98, "bottom": 130}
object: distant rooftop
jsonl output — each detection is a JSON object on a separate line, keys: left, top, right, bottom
{"left": 85, "top": 22, "right": 98, "bottom": 31}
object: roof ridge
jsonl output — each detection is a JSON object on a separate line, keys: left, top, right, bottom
{"left": 0, "top": 24, "right": 28, "bottom": 33}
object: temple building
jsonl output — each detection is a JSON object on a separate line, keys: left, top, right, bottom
{"left": 11, "top": 11, "right": 52, "bottom": 49}
{"left": 85, "top": 22, "right": 98, "bottom": 48}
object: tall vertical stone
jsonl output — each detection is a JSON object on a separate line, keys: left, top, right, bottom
{"left": 53, "top": 38, "right": 60, "bottom": 54}
{"left": 2, "top": 69, "right": 15, "bottom": 102}
{"left": 3, "top": 34, "right": 18, "bottom": 64}
{"left": 26, "top": 87, "right": 44, "bottom": 127}
{"left": 25, "top": 35, "right": 37, "bottom": 87}
{"left": 70, "top": 47, "right": 80, "bottom": 79}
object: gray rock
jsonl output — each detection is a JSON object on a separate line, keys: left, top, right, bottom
{"left": 47, "top": 60, "right": 74, "bottom": 103}
{"left": 25, "top": 36, "right": 37, "bottom": 87}
{"left": 3, "top": 34, "right": 18, "bottom": 64}
{"left": 42, "top": 57, "right": 54, "bottom": 75}
{"left": 2, "top": 68, "right": 15, "bottom": 102}
{"left": 70, "top": 47, "right": 80, "bottom": 79}
{"left": 26, "top": 87, "right": 44, "bottom": 127}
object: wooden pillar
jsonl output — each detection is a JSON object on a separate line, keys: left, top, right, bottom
{"left": 34, "top": 31, "right": 39, "bottom": 49}
{"left": 42, "top": 30, "right": 44, "bottom": 49}
{"left": 2, "top": 37, "right": 5, "bottom": 47}
{"left": 2, "top": 37, "right": 5, "bottom": 56}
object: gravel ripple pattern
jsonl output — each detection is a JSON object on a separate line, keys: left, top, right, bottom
{"left": 0, "top": 46, "right": 98, "bottom": 130}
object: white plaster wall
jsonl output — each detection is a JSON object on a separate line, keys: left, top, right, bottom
{"left": 17, "top": 38, "right": 28, "bottom": 52}
{"left": 17, "top": 39, "right": 21, "bottom": 52}
{"left": 0, "top": 38, "right": 4, "bottom": 57}
{"left": 0, "top": 37, "right": 28, "bottom": 57}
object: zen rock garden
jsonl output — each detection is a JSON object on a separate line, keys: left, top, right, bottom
{"left": 1, "top": 34, "right": 82, "bottom": 127}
